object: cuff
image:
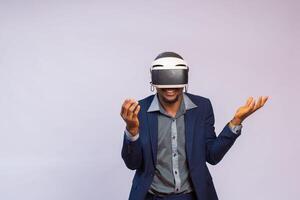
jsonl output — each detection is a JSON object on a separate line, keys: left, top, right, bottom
{"left": 125, "top": 129, "right": 139, "bottom": 141}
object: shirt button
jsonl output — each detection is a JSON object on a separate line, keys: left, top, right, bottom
{"left": 172, "top": 136, "right": 176, "bottom": 139}
{"left": 176, "top": 188, "right": 179, "bottom": 192}
{"left": 175, "top": 170, "right": 178, "bottom": 174}
{"left": 173, "top": 153, "right": 177, "bottom": 157}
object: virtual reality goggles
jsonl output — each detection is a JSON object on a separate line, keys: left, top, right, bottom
{"left": 150, "top": 53, "right": 189, "bottom": 88}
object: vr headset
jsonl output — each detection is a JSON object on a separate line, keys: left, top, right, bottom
{"left": 150, "top": 52, "right": 189, "bottom": 89}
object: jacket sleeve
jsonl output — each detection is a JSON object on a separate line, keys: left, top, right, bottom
{"left": 205, "top": 99, "right": 241, "bottom": 165}
{"left": 121, "top": 132, "right": 143, "bottom": 170}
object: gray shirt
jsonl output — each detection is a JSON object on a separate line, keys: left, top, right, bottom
{"left": 147, "top": 93, "right": 197, "bottom": 196}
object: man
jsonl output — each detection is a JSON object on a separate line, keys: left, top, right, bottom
{"left": 120, "top": 52, "right": 268, "bottom": 200}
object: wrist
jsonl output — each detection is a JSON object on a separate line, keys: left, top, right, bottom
{"left": 126, "top": 126, "right": 139, "bottom": 136}
{"left": 230, "top": 117, "right": 242, "bottom": 126}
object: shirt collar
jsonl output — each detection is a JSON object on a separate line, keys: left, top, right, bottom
{"left": 147, "top": 93, "right": 197, "bottom": 113}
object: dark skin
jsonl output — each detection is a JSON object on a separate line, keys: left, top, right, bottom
{"left": 156, "top": 88, "right": 184, "bottom": 118}
{"left": 120, "top": 88, "right": 269, "bottom": 136}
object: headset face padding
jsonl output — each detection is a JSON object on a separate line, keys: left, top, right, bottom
{"left": 150, "top": 55, "right": 189, "bottom": 88}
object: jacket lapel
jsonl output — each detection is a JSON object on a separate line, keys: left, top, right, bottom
{"left": 184, "top": 108, "right": 197, "bottom": 162}
{"left": 147, "top": 111, "right": 158, "bottom": 166}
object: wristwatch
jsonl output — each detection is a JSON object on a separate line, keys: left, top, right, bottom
{"left": 229, "top": 123, "right": 243, "bottom": 134}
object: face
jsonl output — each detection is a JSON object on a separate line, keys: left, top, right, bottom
{"left": 156, "top": 87, "right": 184, "bottom": 105}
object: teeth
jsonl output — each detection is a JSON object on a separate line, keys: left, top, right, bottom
{"left": 165, "top": 89, "right": 175, "bottom": 95}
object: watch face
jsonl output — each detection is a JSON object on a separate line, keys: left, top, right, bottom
{"left": 233, "top": 125, "right": 242, "bottom": 133}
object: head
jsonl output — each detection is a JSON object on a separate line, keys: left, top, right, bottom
{"left": 150, "top": 52, "right": 188, "bottom": 105}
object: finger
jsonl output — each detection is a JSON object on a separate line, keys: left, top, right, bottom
{"left": 128, "top": 101, "right": 138, "bottom": 114}
{"left": 133, "top": 105, "right": 141, "bottom": 118}
{"left": 257, "top": 96, "right": 269, "bottom": 109}
{"left": 262, "top": 96, "right": 269, "bottom": 106}
{"left": 249, "top": 99, "right": 256, "bottom": 111}
{"left": 123, "top": 99, "right": 136, "bottom": 118}
{"left": 120, "top": 99, "right": 130, "bottom": 116}
{"left": 246, "top": 97, "right": 254, "bottom": 107}
{"left": 121, "top": 99, "right": 130, "bottom": 118}
{"left": 127, "top": 101, "right": 139, "bottom": 119}
{"left": 247, "top": 97, "right": 255, "bottom": 108}
{"left": 254, "top": 96, "right": 263, "bottom": 110}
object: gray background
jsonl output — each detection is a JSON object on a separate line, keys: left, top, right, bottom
{"left": 0, "top": 0, "right": 299, "bottom": 199}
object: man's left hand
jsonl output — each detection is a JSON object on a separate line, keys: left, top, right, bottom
{"left": 230, "top": 96, "right": 269, "bottom": 126}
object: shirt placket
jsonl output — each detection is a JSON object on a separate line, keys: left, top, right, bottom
{"left": 171, "top": 118, "right": 181, "bottom": 193}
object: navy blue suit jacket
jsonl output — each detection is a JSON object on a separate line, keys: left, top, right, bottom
{"left": 121, "top": 93, "right": 241, "bottom": 200}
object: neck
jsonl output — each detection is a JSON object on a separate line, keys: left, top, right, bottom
{"left": 158, "top": 94, "right": 183, "bottom": 118}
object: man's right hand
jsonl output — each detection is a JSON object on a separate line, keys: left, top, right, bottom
{"left": 120, "top": 99, "right": 141, "bottom": 136}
